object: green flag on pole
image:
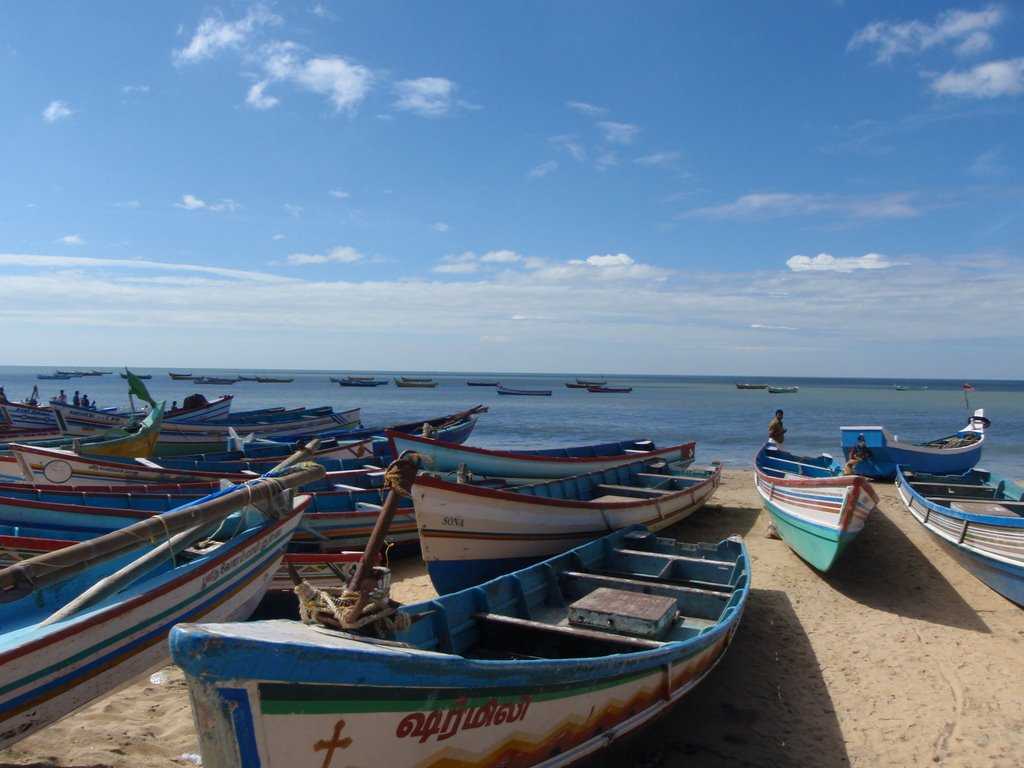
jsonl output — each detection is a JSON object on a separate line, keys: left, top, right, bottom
{"left": 125, "top": 368, "right": 156, "bottom": 407}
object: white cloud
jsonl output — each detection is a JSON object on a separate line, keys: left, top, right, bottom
{"left": 285, "top": 246, "right": 364, "bottom": 266}
{"left": 635, "top": 151, "right": 681, "bottom": 167}
{"left": 434, "top": 252, "right": 479, "bottom": 274}
{"left": 393, "top": 77, "right": 456, "bottom": 117}
{"left": 849, "top": 6, "right": 1005, "bottom": 63}
{"left": 751, "top": 323, "right": 797, "bottom": 331}
{"left": 566, "top": 100, "right": 607, "bottom": 117}
{"left": 290, "top": 55, "right": 372, "bottom": 111}
{"left": 174, "top": 194, "right": 240, "bottom": 213}
{"left": 284, "top": 203, "right": 303, "bottom": 217}
{"left": 968, "top": 147, "right": 1004, "bottom": 177}
{"left": 272, "top": 233, "right": 286, "bottom": 240}
{"left": 42, "top": 100, "right": 73, "bottom": 123}
{"left": 595, "top": 151, "right": 619, "bottom": 170}
{"left": 57, "top": 234, "right": 84, "bottom": 246}
{"left": 549, "top": 135, "right": 586, "bottom": 162}
{"left": 174, "top": 5, "right": 280, "bottom": 64}
{"left": 929, "top": 58, "right": 1024, "bottom": 98}
{"left": 683, "top": 191, "right": 919, "bottom": 220}
{"left": 246, "top": 80, "right": 279, "bottom": 110}
{"left": 528, "top": 160, "right": 558, "bottom": 179}
{"left": 532, "top": 253, "right": 671, "bottom": 283}
{"left": 598, "top": 121, "right": 639, "bottom": 145}
{"left": 329, "top": 189, "right": 350, "bottom": 199}
{"left": 786, "top": 252, "right": 897, "bottom": 273}
{"left": 432, "top": 222, "right": 450, "bottom": 232}
{"left": 310, "top": 1, "right": 332, "bottom": 18}
{"left": 0, "top": 253, "right": 292, "bottom": 283}
{"left": 121, "top": 84, "right": 150, "bottom": 95}
{"left": 480, "top": 250, "right": 521, "bottom": 263}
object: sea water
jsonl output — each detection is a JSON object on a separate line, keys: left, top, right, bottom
{"left": 3, "top": 367, "right": 1021, "bottom": 477}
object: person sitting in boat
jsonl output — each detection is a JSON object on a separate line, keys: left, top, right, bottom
{"left": 768, "top": 409, "right": 786, "bottom": 446}
{"left": 171, "top": 400, "right": 178, "bottom": 412}
{"left": 81, "top": 393, "right": 91, "bottom": 409}
{"left": 843, "top": 433, "right": 872, "bottom": 475}
{"left": 56, "top": 389, "right": 68, "bottom": 404}
{"left": 73, "top": 390, "right": 81, "bottom": 407}
{"left": 0, "top": 386, "right": 7, "bottom": 403}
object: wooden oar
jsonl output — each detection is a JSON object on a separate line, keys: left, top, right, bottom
{"left": 0, "top": 442, "right": 324, "bottom": 601}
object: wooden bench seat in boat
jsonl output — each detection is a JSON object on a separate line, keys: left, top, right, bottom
{"left": 560, "top": 570, "right": 730, "bottom": 600}
{"left": 590, "top": 494, "right": 645, "bottom": 504}
{"left": 946, "top": 500, "right": 1024, "bottom": 517}
{"left": 595, "top": 484, "right": 674, "bottom": 498}
{"left": 472, "top": 612, "right": 664, "bottom": 656}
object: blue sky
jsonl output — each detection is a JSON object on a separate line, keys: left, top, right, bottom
{"left": 1, "top": 2, "right": 1022, "bottom": 376}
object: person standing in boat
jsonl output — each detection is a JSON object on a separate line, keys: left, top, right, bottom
{"left": 56, "top": 390, "right": 68, "bottom": 404}
{"left": 768, "top": 409, "right": 786, "bottom": 446}
{"left": 73, "top": 390, "right": 81, "bottom": 407}
{"left": 0, "top": 386, "right": 7, "bottom": 404}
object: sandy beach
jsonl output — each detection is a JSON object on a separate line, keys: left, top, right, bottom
{"left": 2, "top": 468, "right": 1022, "bottom": 768}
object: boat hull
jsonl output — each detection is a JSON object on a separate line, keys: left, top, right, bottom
{"left": 0, "top": 507, "right": 301, "bottom": 750}
{"left": 415, "top": 464, "right": 721, "bottom": 593}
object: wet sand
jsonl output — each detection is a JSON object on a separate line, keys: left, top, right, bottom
{"left": 2, "top": 469, "right": 1023, "bottom": 767}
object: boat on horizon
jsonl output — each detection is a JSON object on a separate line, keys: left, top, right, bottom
{"left": 167, "top": 371, "right": 193, "bottom": 380}
{"left": 497, "top": 385, "right": 551, "bottom": 396}
{"left": 735, "top": 382, "right": 768, "bottom": 390}
{"left": 767, "top": 385, "right": 799, "bottom": 394}
{"left": 588, "top": 385, "right": 632, "bottom": 393}
{"left": 394, "top": 378, "right": 438, "bottom": 388}
{"left": 466, "top": 379, "right": 500, "bottom": 386}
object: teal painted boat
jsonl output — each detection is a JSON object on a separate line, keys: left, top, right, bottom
{"left": 753, "top": 444, "right": 879, "bottom": 571}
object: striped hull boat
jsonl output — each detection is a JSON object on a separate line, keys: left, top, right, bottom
{"left": 754, "top": 445, "right": 878, "bottom": 571}
{"left": 387, "top": 433, "right": 695, "bottom": 479}
{"left": 895, "top": 467, "right": 1024, "bottom": 606}
{"left": 170, "top": 528, "right": 748, "bottom": 768}
{"left": 415, "top": 462, "right": 722, "bottom": 593}
{"left": 0, "top": 501, "right": 303, "bottom": 749}
{"left": 0, "top": 402, "right": 57, "bottom": 430}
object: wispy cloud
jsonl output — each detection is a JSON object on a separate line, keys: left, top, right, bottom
{"left": 434, "top": 252, "right": 479, "bottom": 274}
{"left": 174, "top": 194, "right": 240, "bottom": 213}
{"left": 549, "top": 134, "right": 586, "bottom": 162}
{"left": 245, "top": 80, "right": 279, "bottom": 110}
{"left": 284, "top": 203, "right": 303, "bottom": 217}
{"left": 432, "top": 222, "right": 450, "bottom": 232}
{"left": 635, "top": 151, "right": 681, "bottom": 167}
{"left": 310, "top": 1, "right": 333, "bottom": 19}
{"left": 329, "top": 189, "right": 350, "bottom": 199}
{"left": 528, "top": 160, "right": 558, "bottom": 179}
{"left": 121, "top": 84, "right": 150, "bottom": 95}
{"left": 929, "top": 57, "right": 1024, "bottom": 98}
{"left": 254, "top": 42, "right": 373, "bottom": 112}
{"left": 566, "top": 100, "right": 607, "bottom": 117}
{"left": 174, "top": 5, "right": 280, "bottom": 64}
{"left": 393, "top": 77, "right": 457, "bottom": 117}
{"left": 786, "top": 252, "right": 898, "bottom": 273}
{"left": 751, "top": 323, "right": 797, "bottom": 331}
{"left": 272, "top": 233, "right": 286, "bottom": 241}
{"left": 849, "top": 6, "right": 1005, "bottom": 63}
{"left": 598, "top": 121, "right": 640, "bottom": 145}
{"left": 683, "top": 192, "right": 920, "bottom": 220}
{"left": 42, "top": 100, "right": 73, "bottom": 123}
{"left": 57, "top": 234, "right": 84, "bottom": 246}
{"left": 0, "top": 253, "right": 292, "bottom": 283}
{"left": 968, "top": 147, "right": 1005, "bottom": 176}
{"left": 595, "top": 152, "right": 618, "bottom": 170}
{"left": 480, "top": 250, "right": 521, "bottom": 263}
{"left": 285, "top": 246, "right": 363, "bottom": 266}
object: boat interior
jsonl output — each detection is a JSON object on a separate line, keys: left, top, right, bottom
{"left": 902, "top": 470, "right": 1024, "bottom": 518}
{"left": 396, "top": 530, "right": 747, "bottom": 660}
{"left": 508, "top": 438, "right": 658, "bottom": 458}
{"left": 502, "top": 462, "right": 716, "bottom": 504}
{"left": 757, "top": 447, "right": 840, "bottom": 479}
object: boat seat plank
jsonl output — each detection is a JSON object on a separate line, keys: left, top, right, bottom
{"left": 910, "top": 482, "right": 995, "bottom": 491}
{"left": 561, "top": 570, "right": 728, "bottom": 600}
{"left": 593, "top": 567, "right": 735, "bottom": 594}
{"left": 591, "top": 494, "right": 644, "bottom": 504}
{"left": 472, "top": 612, "right": 664, "bottom": 649}
{"left": 949, "top": 501, "right": 1024, "bottom": 517}
{"left": 596, "top": 484, "right": 673, "bottom": 497}
{"left": 925, "top": 496, "right": 1024, "bottom": 509}
{"left": 614, "top": 547, "right": 735, "bottom": 568}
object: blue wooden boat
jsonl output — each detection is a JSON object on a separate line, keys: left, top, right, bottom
{"left": 170, "top": 526, "right": 749, "bottom": 768}
{"left": 840, "top": 408, "right": 988, "bottom": 479}
{"left": 895, "top": 466, "right": 1024, "bottom": 607}
{"left": 466, "top": 379, "right": 500, "bottom": 386}
{"left": 754, "top": 444, "right": 879, "bottom": 571}
{"left": 497, "top": 385, "right": 552, "bottom": 396}
{"left": 0, "top": 464, "right": 321, "bottom": 750}
{"left": 387, "top": 432, "right": 694, "bottom": 478}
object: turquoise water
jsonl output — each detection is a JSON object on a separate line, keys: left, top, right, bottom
{"left": 2, "top": 367, "right": 1021, "bottom": 477}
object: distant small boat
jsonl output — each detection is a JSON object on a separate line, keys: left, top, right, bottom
{"left": 587, "top": 385, "right": 632, "bottom": 393}
{"left": 335, "top": 377, "right": 388, "bottom": 387}
{"left": 119, "top": 373, "right": 152, "bottom": 380}
{"left": 896, "top": 466, "right": 1024, "bottom": 607}
{"left": 236, "top": 375, "right": 259, "bottom": 381}
{"left": 576, "top": 378, "right": 607, "bottom": 386}
{"left": 394, "top": 378, "right": 438, "bottom": 388}
{"left": 466, "top": 380, "right": 500, "bottom": 386}
{"left": 564, "top": 382, "right": 590, "bottom": 389}
{"left": 37, "top": 374, "right": 72, "bottom": 380}
{"left": 735, "top": 383, "right": 768, "bottom": 390}
{"left": 399, "top": 376, "right": 434, "bottom": 383}
{"left": 168, "top": 372, "right": 193, "bottom": 380}
{"left": 894, "top": 385, "right": 909, "bottom": 391}
{"left": 497, "top": 386, "right": 552, "bottom": 396}
{"left": 767, "top": 386, "right": 799, "bottom": 394}
{"left": 255, "top": 376, "right": 294, "bottom": 384}
{"left": 192, "top": 376, "right": 238, "bottom": 385}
